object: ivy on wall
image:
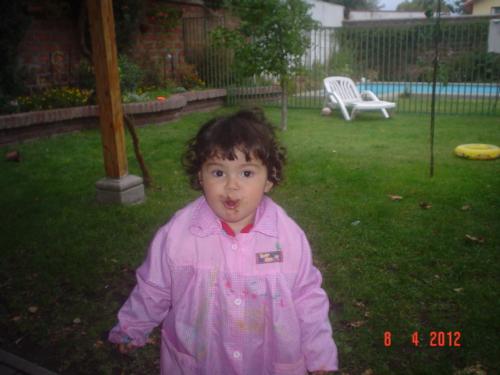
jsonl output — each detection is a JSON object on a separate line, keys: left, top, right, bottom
{"left": 113, "top": 0, "right": 145, "bottom": 53}
{"left": 0, "top": 2, "right": 31, "bottom": 100}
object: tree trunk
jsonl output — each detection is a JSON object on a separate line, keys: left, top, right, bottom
{"left": 280, "top": 78, "right": 288, "bottom": 131}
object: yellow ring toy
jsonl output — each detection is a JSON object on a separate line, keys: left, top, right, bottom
{"left": 454, "top": 144, "right": 500, "bottom": 160}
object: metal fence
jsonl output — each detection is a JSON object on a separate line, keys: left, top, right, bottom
{"left": 184, "top": 16, "right": 500, "bottom": 115}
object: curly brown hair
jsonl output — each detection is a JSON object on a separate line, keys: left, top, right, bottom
{"left": 183, "top": 108, "right": 287, "bottom": 191}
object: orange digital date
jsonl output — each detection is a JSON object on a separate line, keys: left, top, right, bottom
{"left": 427, "top": 331, "right": 462, "bottom": 347}
{"left": 383, "top": 331, "right": 462, "bottom": 347}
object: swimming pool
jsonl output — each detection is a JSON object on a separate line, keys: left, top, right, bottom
{"left": 356, "top": 82, "right": 500, "bottom": 97}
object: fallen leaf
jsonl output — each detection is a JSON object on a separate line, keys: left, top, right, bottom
{"left": 465, "top": 234, "right": 485, "bottom": 244}
{"left": 5, "top": 150, "right": 21, "bottom": 162}
{"left": 453, "top": 363, "right": 487, "bottom": 375}
{"left": 419, "top": 201, "right": 432, "bottom": 209}
{"left": 73, "top": 318, "right": 81, "bottom": 324}
{"left": 12, "top": 316, "right": 22, "bottom": 322}
{"left": 388, "top": 194, "right": 403, "bottom": 201}
{"left": 461, "top": 204, "right": 471, "bottom": 211}
{"left": 15, "top": 336, "right": 25, "bottom": 345}
{"left": 361, "top": 369, "right": 374, "bottom": 375}
{"left": 348, "top": 320, "right": 366, "bottom": 328}
{"left": 94, "top": 340, "right": 104, "bottom": 348}
{"left": 28, "top": 306, "right": 38, "bottom": 313}
{"left": 453, "top": 287, "right": 464, "bottom": 293}
{"left": 351, "top": 220, "right": 361, "bottom": 226}
{"left": 354, "top": 301, "right": 366, "bottom": 308}
{"left": 156, "top": 96, "right": 167, "bottom": 101}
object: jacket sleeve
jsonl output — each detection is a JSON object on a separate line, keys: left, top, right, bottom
{"left": 108, "top": 223, "right": 172, "bottom": 347}
{"left": 293, "top": 232, "right": 338, "bottom": 372}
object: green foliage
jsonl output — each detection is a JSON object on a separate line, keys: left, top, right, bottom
{"left": 442, "top": 52, "right": 500, "bottom": 83}
{"left": 213, "top": 0, "right": 317, "bottom": 128}
{"left": 327, "top": 0, "right": 381, "bottom": 11}
{"left": 146, "top": 3, "right": 183, "bottom": 33}
{"left": 0, "top": 2, "right": 31, "bottom": 99}
{"left": 336, "top": 20, "right": 492, "bottom": 82}
{"left": 118, "top": 55, "right": 144, "bottom": 93}
{"left": 396, "top": 0, "right": 454, "bottom": 13}
{"left": 0, "top": 109, "right": 499, "bottom": 373}
{"left": 213, "top": 0, "right": 317, "bottom": 80}
{"left": 122, "top": 91, "right": 150, "bottom": 103}
{"left": 75, "top": 59, "right": 96, "bottom": 90}
{"left": 176, "top": 63, "right": 205, "bottom": 90}
{"left": 113, "top": 0, "right": 145, "bottom": 53}
{"left": 14, "top": 87, "right": 92, "bottom": 112}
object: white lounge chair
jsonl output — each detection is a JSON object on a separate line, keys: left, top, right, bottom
{"left": 323, "top": 76, "right": 396, "bottom": 121}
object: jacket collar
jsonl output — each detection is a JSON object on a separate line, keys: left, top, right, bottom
{"left": 189, "top": 195, "right": 277, "bottom": 238}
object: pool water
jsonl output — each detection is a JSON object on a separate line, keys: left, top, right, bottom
{"left": 356, "top": 82, "right": 500, "bottom": 97}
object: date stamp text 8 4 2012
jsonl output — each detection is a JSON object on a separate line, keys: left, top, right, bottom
{"left": 384, "top": 331, "right": 462, "bottom": 347}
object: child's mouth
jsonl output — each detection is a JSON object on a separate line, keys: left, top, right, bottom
{"left": 223, "top": 198, "right": 239, "bottom": 209}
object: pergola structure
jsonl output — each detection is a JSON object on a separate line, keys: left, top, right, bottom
{"left": 86, "top": 0, "right": 145, "bottom": 204}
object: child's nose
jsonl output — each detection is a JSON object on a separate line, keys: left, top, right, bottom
{"left": 225, "top": 174, "right": 239, "bottom": 190}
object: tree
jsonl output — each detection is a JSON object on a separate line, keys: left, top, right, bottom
{"left": 323, "top": 0, "right": 382, "bottom": 11}
{"left": 396, "top": 0, "right": 453, "bottom": 14}
{"left": 213, "top": 0, "right": 317, "bottom": 130}
{"left": 450, "top": 0, "right": 471, "bottom": 14}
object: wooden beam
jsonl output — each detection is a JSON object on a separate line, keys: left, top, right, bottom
{"left": 87, "top": 0, "right": 127, "bottom": 178}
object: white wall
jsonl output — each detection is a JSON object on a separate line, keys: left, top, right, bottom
{"left": 488, "top": 19, "right": 500, "bottom": 52}
{"left": 305, "top": 0, "right": 344, "bottom": 27}
{"left": 349, "top": 11, "right": 426, "bottom": 20}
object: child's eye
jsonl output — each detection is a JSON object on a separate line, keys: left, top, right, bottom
{"left": 241, "top": 170, "right": 254, "bottom": 177}
{"left": 211, "top": 170, "right": 224, "bottom": 177}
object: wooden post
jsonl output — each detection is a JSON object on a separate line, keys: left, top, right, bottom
{"left": 87, "top": 0, "right": 144, "bottom": 204}
{"left": 87, "top": 0, "right": 127, "bottom": 178}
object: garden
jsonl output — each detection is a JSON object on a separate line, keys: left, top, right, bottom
{"left": 1, "top": 1, "right": 499, "bottom": 374}
{"left": 1, "top": 107, "right": 499, "bottom": 374}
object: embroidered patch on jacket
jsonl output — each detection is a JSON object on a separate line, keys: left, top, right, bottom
{"left": 256, "top": 251, "right": 283, "bottom": 264}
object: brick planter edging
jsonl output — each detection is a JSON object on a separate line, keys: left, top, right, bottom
{"left": 0, "top": 89, "right": 227, "bottom": 146}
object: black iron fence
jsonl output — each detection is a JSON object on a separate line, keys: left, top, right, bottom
{"left": 183, "top": 16, "right": 500, "bottom": 115}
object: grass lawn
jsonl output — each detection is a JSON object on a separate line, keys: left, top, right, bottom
{"left": 0, "top": 108, "right": 499, "bottom": 374}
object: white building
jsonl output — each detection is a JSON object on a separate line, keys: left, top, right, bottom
{"left": 305, "top": 0, "right": 345, "bottom": 27}
{"left": 304, "top": 0, "right": 345, "bottom": 65}
{"left": 348, "top": 10, "right": 427, "bottom": 20}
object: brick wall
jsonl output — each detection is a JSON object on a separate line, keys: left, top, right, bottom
{"left": 129, "top": 1, "right": 220, "bottom": 84}
{"left": 17, "top": 14, "right": 83, "bottom": 91}
{"left": 16, "top": 0, "right": 224, "bottom": 91}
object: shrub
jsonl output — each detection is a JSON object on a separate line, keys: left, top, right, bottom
{"left": 118, "top": 55, "right": 144, "bottom": 93}
{"left": 75, "top": 59, "right": 96, "bottom": 90}
{"left": 176, "top": 63, "right": 205, "bottom": 90}
{"left": 122, "top": 91, "right": 149, "bottom": 103}
{"left": 15, "top": 87, "right": 92, "bottom": 112}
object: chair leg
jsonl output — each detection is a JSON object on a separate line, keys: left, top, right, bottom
{"left": 339, "top": 103, "right": 351, "bottom": 121}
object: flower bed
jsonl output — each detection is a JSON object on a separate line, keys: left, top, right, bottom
{"left": 0, "top": 89, "right": 226, "bottom": 146}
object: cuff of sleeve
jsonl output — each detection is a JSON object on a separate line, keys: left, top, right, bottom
{"left": 108, "top": 324, "right": 149, "bottom": 346}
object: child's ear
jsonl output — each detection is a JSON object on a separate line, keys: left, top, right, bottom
{"left": 198, "top": 171, "right": 203, "bottom": 187}
{"left": 264, "top": 179, "right": 273, "bottom": 193}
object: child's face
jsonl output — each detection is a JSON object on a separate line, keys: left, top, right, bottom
{"left": 198, "top": 148, "right": 273, "bottom": 234}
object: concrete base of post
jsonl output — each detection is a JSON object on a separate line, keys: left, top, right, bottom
{"left": 95, "top": 174, "right": 145, "bottom": 205}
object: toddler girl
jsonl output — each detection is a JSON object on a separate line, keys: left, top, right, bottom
{"left": 109, "top": 109, "right": 338, "bottom": 374}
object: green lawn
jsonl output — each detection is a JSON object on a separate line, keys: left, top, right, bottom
{"left": 1, "top": 108, "right": 499, "bottom": 374}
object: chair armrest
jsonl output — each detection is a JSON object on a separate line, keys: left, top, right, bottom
{"left": 331, "top": 91, "right": 344, "bottom": 105}
{"left": 361, "top": 90, "right": 380, "bottom": 101}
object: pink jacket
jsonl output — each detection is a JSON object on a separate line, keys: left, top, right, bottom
{"left": 109, "top": 196, "right": 338, "bottom": 374}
